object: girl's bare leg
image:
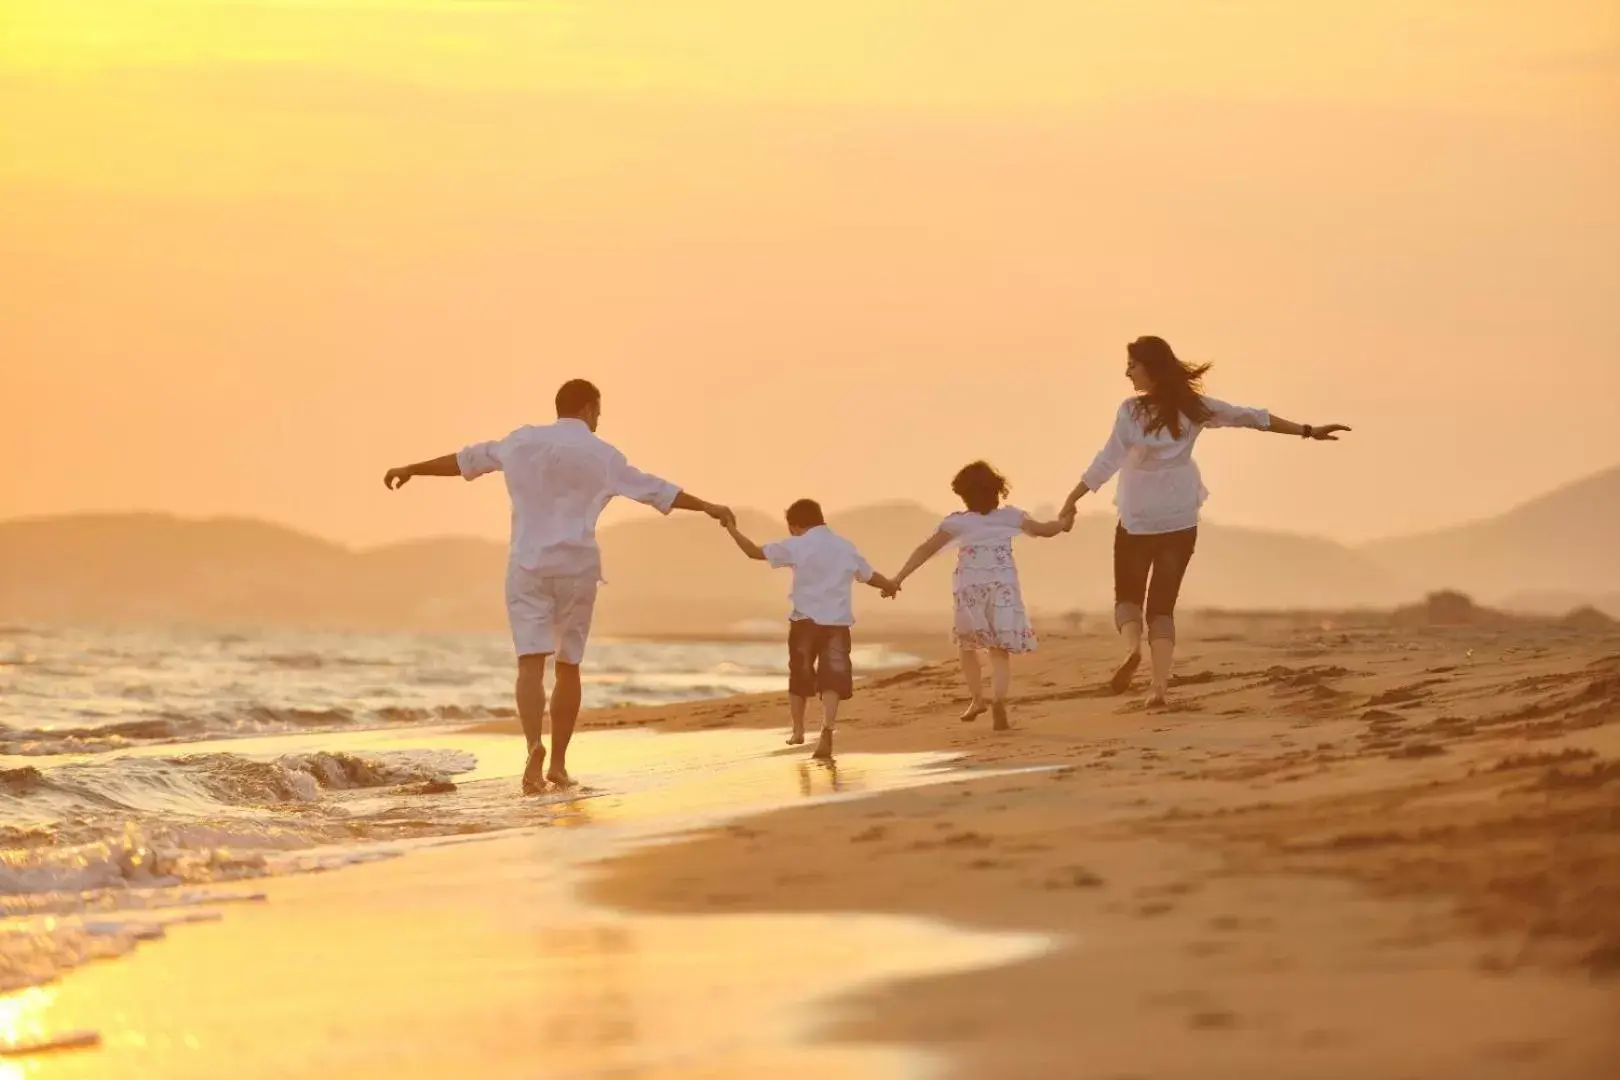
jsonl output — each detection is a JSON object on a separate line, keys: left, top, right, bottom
{"left": 958, "top": 647, "right": 987, "bottom": 720}
{"left": 989, "top": 649, "right": 1012, "bottom": 730}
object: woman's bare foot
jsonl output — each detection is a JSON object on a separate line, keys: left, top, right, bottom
{"left": 960, "top": 699, "right": 988, "bottom": 722}
{"left": 1143, "top": 686, "right": 1169, "bottom": 709}
{"left": 786, "top": 731, "right": 806, "bottom": 746}
{"left": 811, "top": 729, "right": 834, "bottom": 760}
{"left": 521, "top": 744, "right": 547, "bottom": 796}
{"left": 1109, "top": 651, "right": 1142, "bottom": 694}
{"left": 546, "top": 767, "right": 576, "bottom": 789}
{"left": 991, "top": 701, "right": 1011, "bottom": 731}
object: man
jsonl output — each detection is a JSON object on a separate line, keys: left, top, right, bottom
{"left": 383, "top": 378, "right": 734, "bottom": 794}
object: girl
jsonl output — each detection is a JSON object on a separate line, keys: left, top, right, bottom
{"left": 1059, "top": 335, "right": 1350, "bottom": 707}
{"left": 892, "top": 461, "right": 1066, "bottom": 730}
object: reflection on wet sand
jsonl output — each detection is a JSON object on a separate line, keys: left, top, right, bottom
{"left": 2, "top": 729, "right": 1050, "bottom": 1079}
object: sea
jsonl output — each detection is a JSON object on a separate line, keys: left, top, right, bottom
{"left": 0, "top": 624, "right": 921, "bottom": 996}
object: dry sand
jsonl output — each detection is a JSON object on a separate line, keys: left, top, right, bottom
{"left": 584, "top": 615, "right": 1620, "bottom": 1078}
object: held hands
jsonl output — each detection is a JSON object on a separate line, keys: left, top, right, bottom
{"left": 1058, "top": 505, "right": 1077, "bottom": 532}
{"left": 705, "top": 503, "right": 738, "bottom": 529}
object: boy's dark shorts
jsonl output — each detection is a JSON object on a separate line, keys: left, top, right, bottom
{"left": 787, "top": 619, "right": 854, "bottom": 700}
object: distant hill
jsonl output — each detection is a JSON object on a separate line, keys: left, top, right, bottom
{"left": 0, "top": 503, "right": 1408, "bottom": 636}
{"left": 1361, "top": 465, "right": 1620, "bottom": 603}
{"left": 10, "top": 462, "right": 1617, "bottom": 635}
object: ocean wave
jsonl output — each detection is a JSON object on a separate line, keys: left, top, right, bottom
{"left": 0, "top": 704, "right": 520, "bottom": 756}
{"left": 0, "top": 748, "right": 478, "bottom": 828}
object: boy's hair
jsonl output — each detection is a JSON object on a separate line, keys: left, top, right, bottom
{"left": 951, "top": 461, "right": 1009, "bottom": 514}
{"left": 555, "top": 379, "right": 601, "bottom": 417}
{"left": 785, "top": 498, "right": 826, "bottom": 530}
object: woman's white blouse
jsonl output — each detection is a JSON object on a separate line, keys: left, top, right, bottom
{"left": 1081, "top": 396, "right": 1271, "bottom": 535}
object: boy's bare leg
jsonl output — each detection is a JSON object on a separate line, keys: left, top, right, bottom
{"left": 547, "top": 661, "right": 582, "bottom": 786}
{"left": 812, "top": 689, "right": 838, "bottom": 759}
{"left": 516, "top": 653, "right": 549, "bottom": 794}
{"left": 958, "top": 648, "right": 987, "bottom": 720}
{"left": 787, "top": 694, "right": 808, "bottom": 745}
{"left": 988, "top": 648, "right": 1012, "bottom": 731}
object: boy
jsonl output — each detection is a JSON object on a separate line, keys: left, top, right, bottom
{"left": 723, "top": 499, "right": 898, "bottom": 759}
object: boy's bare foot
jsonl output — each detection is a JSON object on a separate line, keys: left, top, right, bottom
{"left": 991, "top": 701, "right": 1011, "bottom": 731}
{"left": 1109, "top": 651, "right": 1142, "bottom": 694}
{"left": 521, "top": 745, "right": 547, "bottom": 796}
{"left": 811, "top": 729, "right": 834, "bottom": 760}
{"left": 960, "top": 699, "right": 987, "bottom": 722}
{"left": 546, "top": 767, "right": 576, "bottom": 789}
{"left": 787, "top": 731, "right": 806, "bottom": 746}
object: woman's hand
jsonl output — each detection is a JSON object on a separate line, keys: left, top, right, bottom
{"left": 1310, "top": 424, "right": 1352, "bottom": 441}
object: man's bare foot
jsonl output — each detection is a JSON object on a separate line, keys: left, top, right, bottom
{"left": 1109, "top": 651, "right": 1142, "bottom": 694}
{"left": 960, "top": 699, "right": 987, "bottom": 722}
{"left": 546, "top": 767, "right": 576, "bottom": 789}
{"left": 991, "top": 701, "right": 1011, "bottom": 731}
{"left": 811, "top": 729, "right": 834, "bottom": 760}
{"left": 1143, "top": 687, "right": 1169, "bottom": 708}
{"left": 787, "top": 731, "right": 806, "bottom": 746}
{"left": 521, "top": 744, "right": 547, "bottom": 795}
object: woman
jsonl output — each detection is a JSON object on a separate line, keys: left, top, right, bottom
{"left": 1059, "top": 336, "right": 1349, "bottom": 706}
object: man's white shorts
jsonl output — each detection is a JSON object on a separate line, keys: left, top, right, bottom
{"left": 505, "top": 569, "right": 599, "bottom": 663}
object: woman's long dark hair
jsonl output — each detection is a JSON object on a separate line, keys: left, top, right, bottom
{"left": 1128, "top": 336, "right": 1213, "bottom": 438}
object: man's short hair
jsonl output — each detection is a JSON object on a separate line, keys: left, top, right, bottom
{"left": 785, "top": 499, "right": 826, "bottom": 530}
{"left": 555, "top": 379, "right": 601, "bottom": 417}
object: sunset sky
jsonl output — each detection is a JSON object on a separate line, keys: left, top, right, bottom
{"left": 3, "top": 1, "right": 1617, "bottom": 547}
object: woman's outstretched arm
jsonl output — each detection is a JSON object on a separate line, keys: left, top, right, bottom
{"left": 1266, "top": 416, "right": 1352, "bottom": 440}
{"left": 892, "top": 529, "right": 952, "bottom": 586}
{"left": 1204, "top": 397, "right": 1349, "bottom": 440}
{"left": 1062, "top": 404, "right": 1130, "bottom": 523}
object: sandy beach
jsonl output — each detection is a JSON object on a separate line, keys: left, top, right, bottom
{"left": 6, "top": 613, "right": 1618, "bottom": 1078}
{"left": 586, "top": 613, "right": 1620, "bottom": 1078}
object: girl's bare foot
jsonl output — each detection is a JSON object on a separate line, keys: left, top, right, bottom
{"left": 960, "top": 699, "right": 988, "bottom": 722}
{"left": 991, "top": 701, "right": 1010, "bottom": 731}
{"left": 521, "top": 745, "right": 547, "bottom": 796}
{"left": 786, "top": 731, "right": 806, "bottom": 746}
{"left": 1109, "top": 651, "right": 1142, "bottom": 694}
{"left": 811, "top": 729, "right": 834, "bottom": 760}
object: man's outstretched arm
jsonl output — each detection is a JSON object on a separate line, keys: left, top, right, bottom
{"left": 383, "top": 454, "right": 462, "bottom": 490}
{"left": 669, "top": 490, "right": 736, "bottom": 528}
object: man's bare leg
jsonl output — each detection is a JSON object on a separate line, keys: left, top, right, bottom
{"left": 958, "top": 647, "right": 987, "bottom": 721}
{"left": 515, "top": 653, "right": 550, "bottom": 794}
{"left": 812, "top": 689, "right": 838, "bottom": 759}
{"left": 787, "top": 694, "right": 808, "bottom": 745}
{"left": 547, "top": 660, "right": 582, "bottom": 786}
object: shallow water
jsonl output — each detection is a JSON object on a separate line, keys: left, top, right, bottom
{"left": 1, "top": 727, "right": 1052, "bottom": 1079}
{"left": 0, "top": 626, "right": 918, "bottom": 992}
{"left": 0, "top": 625, "right": 916, "bottom": 756}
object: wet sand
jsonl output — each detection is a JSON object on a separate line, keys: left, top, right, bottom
{"left": 7, "top": 617, "right": 1619, "bottom": 1077}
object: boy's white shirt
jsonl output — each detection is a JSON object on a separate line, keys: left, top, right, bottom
{"left": 761, "top": 525, "right": 874, "bottom": 627}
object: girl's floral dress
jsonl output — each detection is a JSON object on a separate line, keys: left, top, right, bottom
{"left": 941, "top": 506, "right": 1036, "bottom": 654}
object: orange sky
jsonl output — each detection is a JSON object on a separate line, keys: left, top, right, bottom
{"left": 3, "top": 1, "right": 1617, "bottom": 547}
